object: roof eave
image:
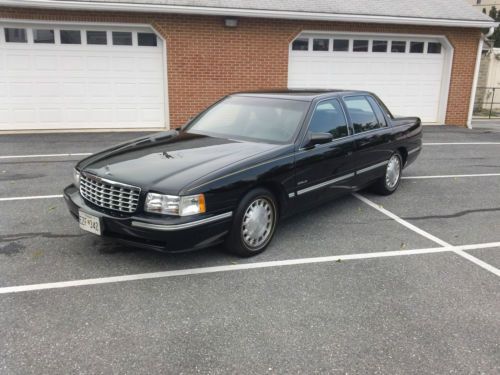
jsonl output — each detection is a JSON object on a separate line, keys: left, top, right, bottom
{"left": 2, "top": 0, "right": 497, "bottom": 29}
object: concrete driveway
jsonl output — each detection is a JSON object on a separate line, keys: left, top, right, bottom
{"left": 0, "top": 126, "right": 499, "bottom": 374}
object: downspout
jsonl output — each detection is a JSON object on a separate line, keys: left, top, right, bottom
{"left": 468, "top": 26, "right": 495, "bottom": 128}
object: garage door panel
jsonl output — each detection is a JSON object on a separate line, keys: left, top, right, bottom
{"left": 35, "top": 55, "right": 58, "bottom": 70}
{"left": 12, "top": 109, "right": 36, "bottom": 123}
{"left": 0, "top": 111, "right": 9, "bottom": 124}
{"left": 0, "top": 24, "right": 167, "bottom": 130}
{"left": 5, "top": 54, "right": 31, "bottom": 70}
{"left": 87, "top": 82, "right": 112, "bottom": 97}
{"left": 115, "top": 108, "right": 139, "bottom": 122}
{"left": 90, "top": 108, "right": 114, "bottom": 122}
{"left": 87, "top": 56, "right": 111, "bottom": 71}
{"left": 39, "top": 109, "right": 62, "bottom": 123}
{"left": 9, "top": 82, "right": 33, "bottom": 98}
{"left": 36, "top": 82, "right": 60, "bottom": 98}
{"left": 112, "top": 57, "right": 137, "bottom": 72}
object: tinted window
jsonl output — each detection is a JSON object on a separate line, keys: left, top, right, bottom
{"left": 60, "top": 30, "right": 81, "bottom": 44}
{"left": 353, "top": 40, "right": 369, "bottom": 52}
{"left": 113, "top": 32, "right": 132, "bottom": 46}
{"left": 372, "top": 40, "right": 388, "bottom": 52}
{"left": 344, "top": 96, "right": 380, "bottom": 133}
{"left": 391, "top": 41, "right": 406, "bottom": 53}
{"left": 187, "top": 96, "right": 309, "bottom": 144}
{"left": 333, "top": 39, "right": 349, "bottom": 52}
{"left": 313, "top": 38, "right": 329, "bottom": 51}
{"left": 410, "top": 41, "right": 424, "bottom": 53}
{"left": 4, "top": 28, "right": 27, "bottom": 43}
{"left": 87, "top": 31, "right": 107, "bottom": 45}
{"left": 33, "top": 29, "right": 54, "bottom": 44}
{"left": 292, "top": 38, "right": 309, "bottom": 51}
{"left": 428, "top": 42, "right": 442, "bottom": 54}
{"left": 366, "top": 96, "right": 387, "bottom": 127}
{"left": 138, "top": 32, "right": 157, "bottom": 46}
{"left": 308, "top": 99, "right": 348, "bottom": 139}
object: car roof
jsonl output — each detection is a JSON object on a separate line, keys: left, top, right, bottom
{"left": 231, "top": 89, "right": 373, "bottom": 101}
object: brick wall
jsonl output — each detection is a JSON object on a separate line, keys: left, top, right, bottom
{"left": 0, "top": 6, "right": 482, "bottom": 127}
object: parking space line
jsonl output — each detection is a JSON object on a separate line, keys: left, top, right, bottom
{"left": 2, "top": 243, "right": 500, "bottom": 295}
{"left": 423, "top": 142, "right": 500, "bottom": 146}
{"left": 0, "top": 195, "right": 63, "bottom": 202}
{"left": 402, "top": 173, "right": 500, "bottom": 180}
{"left": 0, "top": 153, "right": 92, "bottom": 160}
{"left": 353, "top": 194, "right": 450, "bottom": 246}
{"left": 353, "top": 193, "right": 500, "bottom": 278}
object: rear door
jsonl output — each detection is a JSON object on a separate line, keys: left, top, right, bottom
{"left": 292, "top": 98, "right": 356, "bottom": 206}
{"left": 343, "top": 95, "right": 393, "bottom": 187}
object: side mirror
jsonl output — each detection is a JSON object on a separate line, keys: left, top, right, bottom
{"left": 304, "top": 132, "right": 333, "bottom": 149}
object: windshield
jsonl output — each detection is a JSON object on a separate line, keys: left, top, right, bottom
{"left": 186, "top": 96, "right": 309, "bottom": 144}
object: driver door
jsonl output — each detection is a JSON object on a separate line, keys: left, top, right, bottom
{"left": 292, "top": 98, "right": 356, "bottom": 207}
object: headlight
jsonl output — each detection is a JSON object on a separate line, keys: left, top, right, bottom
{"left": 73, "top": 169, "right": 80, "bottom": 188}
{"left": 145, "top": 193, "right": 206, "bottom": 216}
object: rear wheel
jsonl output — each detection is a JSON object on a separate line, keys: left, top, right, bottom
{"left": 372, "top": 153, "right": 403, "bottom": 195}
{"left": 225, "top": 188, "right": 278, "bottom": 257}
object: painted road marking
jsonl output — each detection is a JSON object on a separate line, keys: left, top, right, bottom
{"left": 353, "top": 193, "right": 500, "bottom": 278}
{"left": 423, "top": 142, "right": 500, "bottom": 146}
{"left": 403, "top": 173, "right": 500, "bottom": 180}
{"left": 0, "top": 195, "right": 63, "bottom": 202}
{"left": 0, "top": 153, "right": 92, "bottom": 159}
{"left": 0, "top": 242, "right": 499, "bottom": 294}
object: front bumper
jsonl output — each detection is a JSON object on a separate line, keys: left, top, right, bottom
{"left": 64, "top": 185, "right": 233, "bottom": 252}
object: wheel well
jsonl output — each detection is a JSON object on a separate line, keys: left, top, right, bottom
{"left": 397, "top": 147, "right": 408, "bottom": 166}
{"left": 244, "top": 182, "right": 287, "bottom": 216}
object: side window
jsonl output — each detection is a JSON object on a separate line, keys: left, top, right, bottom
{"left": 308, "top": 99, "right": 348, "bottom": 140}
{"left": 366, "top": 96, "right": 387, "bottom": 127}
{"left": 344, "top": 96, "right": 381, "bottom": 133}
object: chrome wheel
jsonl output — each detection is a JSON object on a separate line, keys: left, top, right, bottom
{"left": 241, "top": 197, "right": 276, "bottom": 250}
{"left": 385, "top": 154, "right": 401, "bottom": 190}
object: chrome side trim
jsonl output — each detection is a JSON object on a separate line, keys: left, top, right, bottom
{"left": 356, "top": 160, "right": 389, "bottom": 175}
{"left": 131, "top": 212, "right": 233, "bottom": 231}
{"left": 297, "top": 173, "right": 355, "bottom": 196}
{"left": 288, "top": 192, "right": 296, "bottom": 199}
{"left": 408, "top": 146, "right": 422, "bottom": 155}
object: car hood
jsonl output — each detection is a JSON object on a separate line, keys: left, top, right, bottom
{"left": 78, "top": 131, "right": 282, "bottom": 194}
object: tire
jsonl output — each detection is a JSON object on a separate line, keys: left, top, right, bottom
{"left": 372, "top": 152, "right": 403, "bottom": 196}
{"left": 225, "top": 188, "right": 278, "bottom": 257}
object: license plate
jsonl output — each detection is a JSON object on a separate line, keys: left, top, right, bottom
{"left": 79, "top": 210, "right": 102, "bottom": 236}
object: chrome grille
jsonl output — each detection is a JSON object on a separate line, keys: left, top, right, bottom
{"left": 80, "top": 173, "right": 141, "bottom": 213}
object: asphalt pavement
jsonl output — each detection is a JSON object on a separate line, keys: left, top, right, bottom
{"left": 0, "top": 126, "right": 499, "bottom": 374}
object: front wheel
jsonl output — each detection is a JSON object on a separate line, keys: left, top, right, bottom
{"left": 372, "top": 153, "right": 403, "bottom": 195}
{"left": 225, "top": 188, "right": 278, "bottom": 257}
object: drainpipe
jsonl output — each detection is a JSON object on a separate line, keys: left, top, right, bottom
{"left": 468, "top": 26, "right": 496, "bottom": 129}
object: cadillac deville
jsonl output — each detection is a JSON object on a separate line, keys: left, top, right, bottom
{"left": 64, "top": 90, "right": 422, "bottom": 256}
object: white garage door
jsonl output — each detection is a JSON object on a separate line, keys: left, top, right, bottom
{"left": 0, "top": 23, "right": 167, "bottom": 130}
{"left": 289, "top": 33, "right": 450, "bottom": 123}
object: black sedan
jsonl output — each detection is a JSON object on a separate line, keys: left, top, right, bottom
{"left": 64, "top": 90, "right": 422, "bottom": 256}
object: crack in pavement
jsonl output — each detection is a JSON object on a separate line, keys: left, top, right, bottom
{"left": 0, "top": 232, "right": 84, "bottom": 242}
{"left": 403, "top": 207, "right": 500, "bottom": 220}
